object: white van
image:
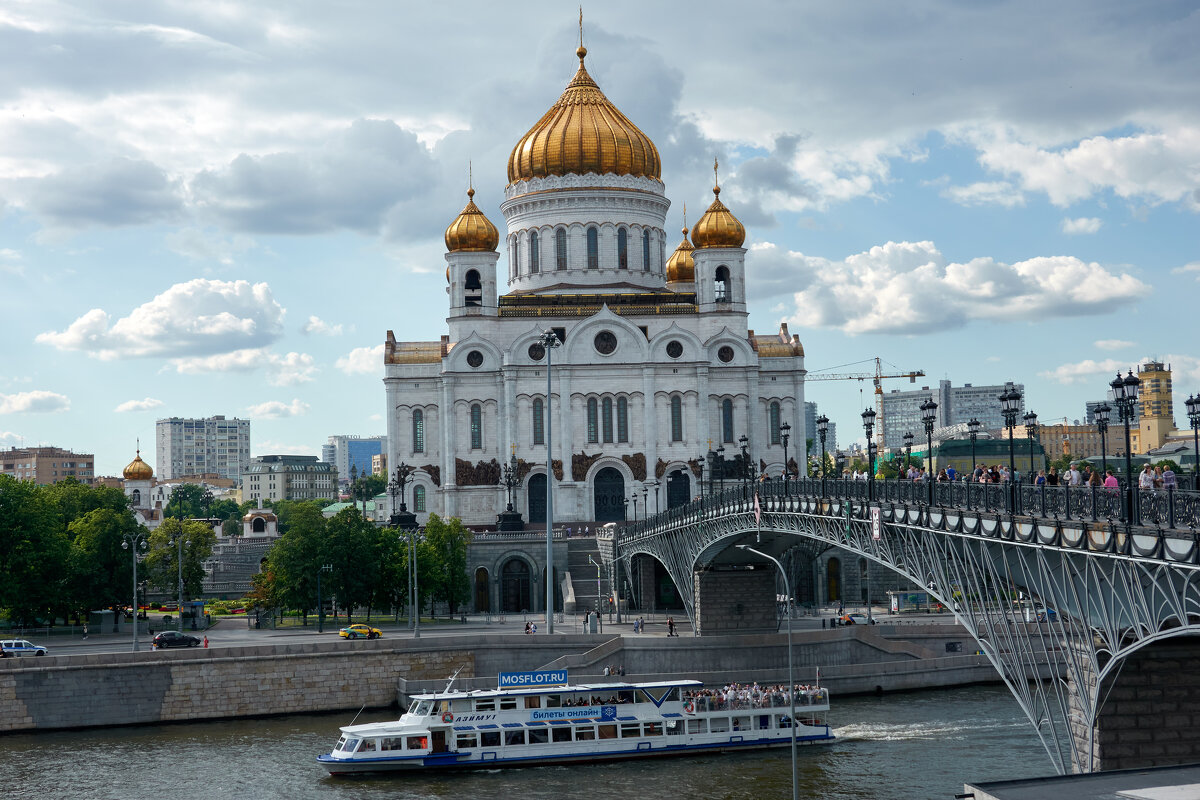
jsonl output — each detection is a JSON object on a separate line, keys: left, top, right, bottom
{"left": 0, "top": 639, "right": 48, "bottom": 657}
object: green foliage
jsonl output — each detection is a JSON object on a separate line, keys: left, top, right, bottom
{"left": 423, "top": 514, "right": 472, "bottom": 616}
{"left": 44, "top": 478, "right": 130, "bottom": 530}
{"left": 67, "top": 508, "right": 143, "bottom": 618}
{"left": 144, "top": 518, "right": 217, "bottom": 599}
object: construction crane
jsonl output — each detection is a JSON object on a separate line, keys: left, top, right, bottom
{"left": 806, "top": 358, "right": 926, "bottom": 451}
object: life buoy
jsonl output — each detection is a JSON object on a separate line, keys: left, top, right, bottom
{"left": 683, "top": 701, "right": 694, "bottom": 713}
{"left": 442, "top": 711, "right": 454, "bottom": 723}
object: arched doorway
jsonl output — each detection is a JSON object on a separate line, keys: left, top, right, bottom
{"left": 593, "top": 467, "right": 626, "bottom": 522}
{"left": 666, "top": 469, "right": 690, "bottom": 509}
{"left": 474, "top": 567, "right": 490, "bottom": 612}
{"left": 527, "top": 473, "right": 546, "bottom": 524}
{"left": 826, "top": 557, "right": 842, "bottom": 604}
{"left": 500, "top": 559, "right": 532, "bottom": 612}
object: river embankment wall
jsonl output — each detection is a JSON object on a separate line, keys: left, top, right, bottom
{"left": 0, "top": 624, "right": 1050, "bottom": 734}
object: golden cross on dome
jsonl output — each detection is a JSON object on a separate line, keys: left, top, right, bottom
{"left": 469, "top": 160, "right": 473, "bottom": 191}
{"left": 579, "top": 6, "right": 583, "bottom": 47}
{"left": 682, "top": 202, "right": 687, "bottom": 229}
{"left": 713, "top": 157, "right": 720, "bottom": 187}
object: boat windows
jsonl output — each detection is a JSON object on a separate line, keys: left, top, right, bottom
{"left": 620, "top": 723, "right": 641, "bottom": 738}
{"left": 524, "top": 695, "right": 541, "bottom": 709}
{"left": 406, "top": 736, "right": 428, "bottom": 750}
{"left": 528, "top": 728, "right": 549, "bottom": 745}
{"left": 575, "top": 727, "right": 596, "bottom": 741}
{"left": 643, "top": 722, "right": 663, "bottom": 737}
{"left": 411, "top": 701, "right": 432, "bottom": 716}
{"left": 380, "top": 737, "right": 404, "bottom": 751}
{"left": 456, "top": 733, "right": 478, "bottom": 749}
{"left": 475, "top": 697, "right": 495, "bottom": 711}
{"left": 338, "top": 736, "right": 357, "bottom": 752}
{"left": 597, "top": 724, "right": 617, "bottom": 740}
{"left": 551, "top": 727, "right": 572, "bottom": 743}
{"left": 709, "top": 718, "right": 730, "bottom": 733}
{"left": 732, "top": 717, "right": 751, "bottom": 732}
{"left": 480, "top": 731, "right": 501, "bottom": 747}
{"left": 756, "top": 715, "right": 770, "bottom": 730}
{"left": 357, "top": 739, "right": 377, "bottom": 752}
{"left": 436, "top": 700, "right": 452, "bottom": 714}
{"left": 634, "top": 690, "right": 652, "bottom": 704}
{"left": 618, "top": 690, "right": 636, "bottom": 704}
{"left": 665, "top": 687, "right": 681, "bottom": 702}
{"left": 545, "top": 694, "right": 561, "bottom": 708}
{"left": 777, "top": 715, "right": 793, "bottom": 729}
{"left": 687, "top": 719, "right": 706, "bottom": 734}
{"left": 335, "top": 736, "right": 349, "bottom": 751}
{"left": 499, "top": 696, "right": 518, "bottom": 710}
{"left": 504, "top": 730, "right": 526, "bottom": 746}
{"left": 666, "top": 720, "right": 684, "bottom": 736}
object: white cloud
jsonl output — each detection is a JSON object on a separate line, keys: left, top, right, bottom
{"left": 37, "top": 279, "right": 285, "bottom": 360}
{"left": 169, "top": 348, "right": 316, "bottom": 386}
{"left": 941, "top": 181, "right": 1025, "bottom": 208}
{"left": 0, "top": 430, "right": 21, "bottom": 445}
{"left": 336, "top": 344, "right": 384, "bottom": 375}
{"left": 255, "top": 440, "right": 316, "bottom": 456}
{"left": 1061, "top": 217, "right": 1102, "bottom": 235}
{"left": 1173, "top": 262, "right": 1200, "bottom": 281}
{"left": 1094, "top": 339, "right": 1134, "bottom": 351}
{"left": 302, "top": 315, "right": 343, "bottom": 336}
{"left": 756, "top": 240, "right": 1151, "bottom": 335}
{"left": 1038, "top": 358, "right": 1129, "bottom": 384}
{"left": 0, "top": 248, "right": 23, "bottom": 275}
{"left": 165, "top": 228, "right": 257, "bottom": 265}
{"left": 114, "top": 397, "right": 164, "bottom": 412}
{"left": 0, "top": 390, "right": 70, "bottom": 414}
{"left": 245, "top": 398, "right": 310, "bottom": 418}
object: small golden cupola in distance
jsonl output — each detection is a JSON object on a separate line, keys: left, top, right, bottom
{"left": 690, "top": 159, "right": 746, "bottom": 249}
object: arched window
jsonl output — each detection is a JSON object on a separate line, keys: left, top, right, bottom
{"left": 470, "top": 404, "right": 482, "bottom": 449}
{"left": 587, "top": 398, "right": 599, "bottom": 443}
{"left": 642, "top": 230, "right": 651, "bottom": 271}
{"left": 715, "top": 266, "right": 730, "bottom": 302}
{"left": 617, "top": 228, "right": 628, "bottom": 269}
{"left": 769, "top": 402, "right": 781, "bottom": 445}
{"left": 465, "top": 269, "right": 482, "bottom": 307}
{"left": 670, "top": 396, "right": 683, "bottom": 442}
{"left": 602, "top": 397, "right": 614, "bottom": 443}
{"left": 515, "top": 238, "right": 522, "bottom": 274}
{"left": 413, "top": 409, "right": 425, "bottom": 453}
{"left": 532, "top": 398, "right": 545, "bottom": 445}
{"left": 722, "top": 398, "right": 734, "bottom": 443}
{"left": 587, "top": 227, "right": 599, "bottom": 269}
{"left": 530, "top": 231, "right": 539, "bottom": 273}
{"left": 556, "top": 228, "right": 567, "bottom": 270}
{"left": 131, "top": 489, "right": 141, "bottom": 506}
{"left": 617, "top": 397, "right": 629, "bottom": 443}
{"left": 414, "top": 485, "right": 426, "bottom": 513}
{"left": 659, "top": 239, "right": 665, "bottom": 273}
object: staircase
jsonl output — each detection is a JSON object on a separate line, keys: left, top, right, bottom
{"left": 567, "top": 538, "right": 610, "bottom": 616}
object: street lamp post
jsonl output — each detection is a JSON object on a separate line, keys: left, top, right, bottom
{"left": 816, "top": 415, "right": 829, "bottom": 488}
{"left": 168, "top": 487, "right": 188, "bottom": 632}
{"left": 587, "top": 555, "right": 603, "bottom": 634}
{"left": 717, "top": 446, "right": 726, "bottom": 495}
{"left": 642, "top": 482, "right": 650, "bottom": 516}
{"left": 902, "top": 431, "right": 914, "bottom": 479}
{"left": 1186, "top": 394, "right": 1200, "bottom": 491}
{"left": 631, "top": 492, "right": 638, "bottom": 522}
{"left": 861, "top": 408, "right": 876, "bottom": 502}
{"left": 1111, "top": 370, "right": 1141, "bottom": 523}
{"left": 1024, "top": 411, "right": 1039, "bottom": 479}
{"left": 121, "top": 532, "right": 149, "bottom": 651}
{"left": 542, "top": 329, "right": 561, "bottom": 634}
{"left": 1000, "top": 383, "right": 1022, "bottom": 511}
{"left": 780, "top": 420, "right": 792, "bottom": 492}
{"left": 387, "top": 462, "right": 418, "bottom": 636}
{"left": 1096, "top": 403, "right": 1111, "bottom": 479}
{"left": 739, "top": 434, "right": 751, "bottom": 497}
{"left": 968, "top": 418, "right": 981, "bottom": 479}
{"left": 316, "top": 563, "right": 332, "bottom": 633}
{"left": 697, "top": 453, "right": 706, "bottom": 501}
{"left": 736, "top": 544, "right": 799, "bottom": 800}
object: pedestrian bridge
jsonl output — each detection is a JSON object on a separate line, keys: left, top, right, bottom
{"left": 601, "top": 478, "right": 1200, "bottom": 774}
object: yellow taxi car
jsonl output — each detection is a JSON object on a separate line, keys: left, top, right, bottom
{"left": 338, "top": 623, "right": 382, "bottom": 640}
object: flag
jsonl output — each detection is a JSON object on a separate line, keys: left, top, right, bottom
{"left": 753, "top": 491, "right": 761, "bottom": 523}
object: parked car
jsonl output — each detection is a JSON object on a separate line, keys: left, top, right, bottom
{"left": 1036, "top": 608, "right": 1058, "bottom": 623}
{"left": 339, "top": 624, "right": 382, "bottom": 640}
{"left": 0, "top": 639, "right": 48, "bottom": 657}
{"left": 839, "top": 613, "right": 872, "bottom": 625}
{"left": 152, "top": 631, "right": 201, "bottom": 648}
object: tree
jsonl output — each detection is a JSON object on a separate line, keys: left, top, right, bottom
{"left": 424, "top": 514, "right": 472, "bottom": 617}
{"left": 66, "top": 508, "right": 145, "bottom": 621}
{"left": 324, "top": 508, "right": 379, "bottom": 622}
{"left": 144, "top": 517, "right": 216, "bottom": 600}
{"left": 259, "top": 502, "right": 328, "bottom": 621}
{"left": 0, "top": 476, "right": 70, "bottom": 625}
{"left": 163, "top": 484, "right": 210, "bottom": 519}
{"left": 44, "top": 478, "right": 129, "bottom": 531}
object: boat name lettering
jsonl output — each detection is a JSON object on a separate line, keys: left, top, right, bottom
{"left": 453, "top": 714, "right": 497, "bottom": 722}
{"left": 497, "top": 670, "right": 568, "bottom": 689}
{"left": 530, "top": 706, "right": 616, "bottom": 722}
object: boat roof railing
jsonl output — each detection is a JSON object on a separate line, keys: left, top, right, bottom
{"left": 408, "top": 679, "right": 704, "bottom": 701}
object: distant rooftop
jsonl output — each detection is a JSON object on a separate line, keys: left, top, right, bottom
{"left": 965, "top": 762, "right": 1200, "bottom": 800}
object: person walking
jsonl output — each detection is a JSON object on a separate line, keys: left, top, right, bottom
{"left": 667, "top": 616, "right": 676, "bottom": 637}
{"left": 1163, "top": 464, "right": 1178, "bottom": 490}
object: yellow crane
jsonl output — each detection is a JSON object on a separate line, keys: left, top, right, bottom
{"left": 806, "top": 357, "right": 926, "bottom": 451}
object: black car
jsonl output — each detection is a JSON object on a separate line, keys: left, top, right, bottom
{"left": 152, "top": 631, "right": 201, "bottom": 648}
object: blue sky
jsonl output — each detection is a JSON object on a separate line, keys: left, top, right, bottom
{"left": 1, "top": 0, "right": 1197, "bottom": 475}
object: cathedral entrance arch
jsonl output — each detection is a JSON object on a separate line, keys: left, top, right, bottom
{"left": 474, "top": 567, "right": 490, "bottom": 613}
{"left": 527, "top": 473, "right": 546, "bottom": 523}
{"left": 666, "top": 469, "right": 690, "bottom": 510}
{"left": 826, "top": 557, "right": 842, "bottom": 604}
{"left": 593, "top": 467, "right": 626, "bottom": 522}
{"left": 500, "top": 558, "right": 532, "bottom": 612}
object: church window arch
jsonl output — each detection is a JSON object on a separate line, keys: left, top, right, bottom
{"left": 642, "top": 230, "right": 651, "bottom": 271}
{"left": 617, "top": 397, "right": 629, "bottom": 443}
{"left": 587, "top": 227, "right": 599, "bottom": 269}
{"left": 556, "top": 228, "right": 567, "bottom": 270}
{"left": 532, "top": 398, "right": 545, "bottom": 445}
{"left": 587, "top": 398, "right": 599, "bottom": 443}
{"left": 132, "top": 489, "right": 141, "bottom": 506}
{"left": 413, "top": 409, "right": 425, "bottom": 453}
{"left": 769, "top": 402, "right": 781, "bottom": 445}
{"left": 465, "top": 269, "right": 482, "bottom": 307}
{"left": 659, "top": 237, "right": 665, "bottom": 273}
{"left": 670, "top": 395, "right": 683, "bottom": 442}
{"left": 715, "top": 265, "right": 730, "bottom": 302}
{"left": 515, "top": 238, "right": 522, "bottom": 275}
{"left": 470, "top": 404, "right": 483, "bottom": 449}
{"left": 414, "top": 485, "right": 426, "bottom": 513}
{"left": 602, "top": 397, "right": 614, "bottom": 443}
{"left": 617, "top": 228, "right": 628, "bottom": 269}
{"left": 721, "top": 399, "right": 734, "bottom": 443}
{"left": 529, "top": 231, "right": 539, "bottom": 273}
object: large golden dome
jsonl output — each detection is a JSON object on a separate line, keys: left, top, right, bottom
{"left": 691, "top": 185, "right": 746, "bottom": 249}
{"left": 444, "top": 188, "right": 499, "bottom": 253}
{"left": 665, "top": 225, "right": 695, "bottom": 284}
{"left": 123, "top": 449, "right": 153, "bottom": 481}
{"left": 507, "top": 46, "right": 661, "bottom": 184}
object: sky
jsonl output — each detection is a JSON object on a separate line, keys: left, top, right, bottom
{"left": 1, "top": 0, "right": 1198, "bottom": 476}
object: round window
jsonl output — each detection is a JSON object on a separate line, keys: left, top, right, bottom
{"left": 528, "top": 343, "right": 545, "bottom": 361}
{"left": 666, "top": 340, "right": 683, "bottom": 359}
{"left": 594, "top": 331, "right": 618, "bottom": 355}
{"left": 717, "top": 345, "right": 735, "bottom": 363}
{"left": 466, "top": 350, "right": 484, "bottom": 368}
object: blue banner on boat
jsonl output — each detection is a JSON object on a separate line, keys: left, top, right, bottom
{"left": 530, "top": 705, "right": 616, "bottom": 722}
{"left": 498, "top": 670, "right": 568, "bottom": 689}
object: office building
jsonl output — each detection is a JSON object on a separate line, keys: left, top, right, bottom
{"left": 0, "top": 446, "right": 95, "bottom": 485}
{"left": 242, "top": 455, "right": 338, "bottom": 503}
{"left": 156, "top": 416, "right": 250, "bottom": 481}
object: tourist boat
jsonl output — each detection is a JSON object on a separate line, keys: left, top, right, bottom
{"left": 318, "top": 670, "right": 833, "bottom": 774}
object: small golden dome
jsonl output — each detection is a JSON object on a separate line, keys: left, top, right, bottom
{"left": 123, "top": 449, "right": 153, "bottom": 481}
{"left": 444, "top": 188, "right": 499, "bottom": 252}
{"left": 507, "top": 46, "right": 661, "bottom": 184}
{"left": 691, "top": 185, "right": 746, "bottom": 249}
{"left": 665, "top": 225, "right": 695, "bottom": 283}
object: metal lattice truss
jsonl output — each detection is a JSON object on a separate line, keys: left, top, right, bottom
{"left": 609, "top": 491, "right": 1200, "bottom": 774}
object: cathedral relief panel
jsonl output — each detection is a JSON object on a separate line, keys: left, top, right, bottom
{"left": 456, "top": 458, "right": 501, "bottom": 487}
{"left": 421, "top": 464, "right": 441, "bottom": 487}
{"left": 621, "top": 452, "right": 647, "bottom": 481}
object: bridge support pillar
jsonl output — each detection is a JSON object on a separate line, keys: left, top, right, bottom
{"left": 693, "top": 568, "right": 777, "bottom": 636}
{"left": 1077, "top": 636, "right": 1200, "bottom": 772}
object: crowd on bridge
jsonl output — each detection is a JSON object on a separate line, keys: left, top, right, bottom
{"left": 840, "top": 461, "right": 1179, "bottom": 491}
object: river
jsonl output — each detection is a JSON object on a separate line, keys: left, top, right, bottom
{"left": 5, "top": 684, "right": 1048, "bottom": 800}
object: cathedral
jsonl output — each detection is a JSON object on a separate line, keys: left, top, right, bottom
{"left": 383, "top": 41, "right": 807, "bottom": 529}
